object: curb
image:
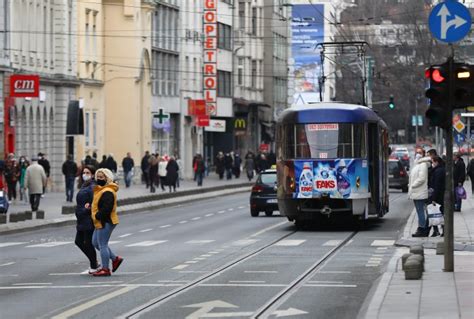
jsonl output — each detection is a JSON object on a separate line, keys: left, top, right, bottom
{"left": 0, "top": 184, "right": 251, "bottom": 235}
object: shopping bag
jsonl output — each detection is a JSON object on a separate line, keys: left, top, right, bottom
{"left": 455, "top": 186, "right": 467, "bottom": 200}
{"left": 427, "top": 203, "right": 444, "bottom": 227}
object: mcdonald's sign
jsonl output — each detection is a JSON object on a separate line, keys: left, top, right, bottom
{"left": 234, "top": 118, "right": 246, "bottom": 130}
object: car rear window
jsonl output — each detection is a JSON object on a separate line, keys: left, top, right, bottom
{"left": 260, "top": 173, "right": 277, "bottom": 185}
{"left": 389, "top": 161, "right": 400, "bottom": 173}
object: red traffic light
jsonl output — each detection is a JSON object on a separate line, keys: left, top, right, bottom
{"left": 431, "top": 69, "right": 445, "bottom": 83}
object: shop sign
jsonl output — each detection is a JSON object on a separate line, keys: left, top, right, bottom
{"left": 196, "top": 115, "right": 210, "bottom": 127}
{"left": 205, "top": 119, "right": 226, "bottom": 132}
{"left": 259, "top": 144, "right": 270, "bottom": 152}
{"left": 188, "top": 99, "right": 207, "bottom": 116}
{"left": 10, "top": 75, "right": 40, "bottom": 98}
{"left": 234, "top": 118, "right": 246, "bottom": 130}
{"left": 203, "top": 0, "right": 217, "bottom": 116}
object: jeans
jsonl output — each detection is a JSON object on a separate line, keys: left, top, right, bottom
{"left": 196, "top": 172, "right": 203, "bottom": 186}
{"left": 29, "top": 194, "right": 41, "bottom": 211}
{"left": 226, "top": 169, "right": 232, "bottom": 180}
{"left": 75, "top": 229, "right": 98, "bottom": 269}
{"left": 92, "top": 223, "right": 117, "bottom": 270}
{"left": 124, "top": 171, "right": 132, "bottom": 188}
{"left": 6, "top": 181, "right": 17, "bottom": 200}
{"left": 65, "top": 176, "right": 75, "bottom": 202}
{"left": 414, "top": 199, "right": 427, "bottom": 228}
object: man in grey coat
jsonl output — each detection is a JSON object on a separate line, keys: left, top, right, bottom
{"left": 24, "top": 157, "right": 47, "bottom": 212}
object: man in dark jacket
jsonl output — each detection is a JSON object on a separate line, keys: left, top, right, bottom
{"left": 105, "top": 154, "right": 118, "bottom": 173}
{"left": 121, "top": 152, "right": 135, "bottom": 188}
{"left": 224, "top": 153, "right": 233, "bottom": 180}
{"left": 453, "top": 153, "right": 466, "bottom": 211}
{"left": 38, "top": 152, "right": 50, "bottom": 196}
{"left": 428, "top": 156, "right": 445, "bottom": 237}
{"left": 62, "top": 155, "right": 78, "bottom": 202}
{"left": 141, "top": 151, "right": 150, "bottom": 188}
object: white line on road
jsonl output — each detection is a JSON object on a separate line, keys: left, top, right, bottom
{"left": 200, "top": 254, "right": 212, "bottom": 257}
{"left": 193, "top": 258, "right": 206, "bottom": 261}
{"left": 244, "top": 271, "right": 278, "bottom": 274}
{"left": 51, "top": 286, "right": 139, "bottom": 319}
{"left": 238, "top": 206, "right": 245, "bottom": 209}
{"left": 0, "top": 262, "right": 16, "bottom": 267}
{"left": 229, "top": 280, "right": 266, "bottom": 283}
{"left": 191, "top": 217, "right": 201, "bottom": 220}
{"left": 89, "top": 281, "right": 123, "bottom": 284}
{"left": 370, "top": 240, "right": 395, "bottom": 246}
{"left": 139, "top": 228, "right": 153, "bottom": 233}
{"left": 118, "top": 233, "right": 132, "bottom": 238}
{"left": 250, "top": 221, "right": 287, "bottom": 238}
{"left": 26, "top": 241, "right": 73, "bottom": 248}
{"left": 179, "top": 221, "right": 188, "bottom": 224}
{"left": 205, "top": 213, "right": 214, "bottom": 217}
{"left": 172, "top": 264, "right": 189, "bottom": 270}
{"left": 160, "top": 225, "right": 172, "bottom": 228}
{"left": 308, "top": 281, "right": 344, "bottom": 284}
{"left": 304, "top": 284, "right": 357, "bottom": 288}
{"left": 49, "top": 272, "right": 147, "bottom": 276}
{"left": 157, "top": 280, "right": 189, "bottom": 283}
{"left": 217, "top": 210, "right": 226, "bottom": 214}
{"left": 232, "top": 239, "right": 259, "bottom": 246}
{"left": 186, "top": 240, "right": 215, "bottom": 244}
{"left": 323, "top": 240, "right": 343, "bottom": 246}
{"left": 200, "top": 283, "right": 286, "bottom": 287}
{"left": 126, "top": 240, "right": 167, "bottom": 247}
{"left": 274, "top": 240, "right": 306, "bottom": 246}
{"left": 13, "top": 283, "right": 52, "bottom": 286}
{"left": 185, "top": 261, "right": 199, "bottom": 264}
{"left": 227, "top": 208, "right": 234, "bottom": 211}
{"left": 0, "top": 242, "right": 27, "bottom": 248}
{"left": 208, "top": 251, "right": 221, "bottom": 254}
{"left": 318, "top": 271, "right": 351, "bottom": 274}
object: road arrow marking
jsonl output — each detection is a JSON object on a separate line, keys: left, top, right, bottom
{"left": 273, "top": 307, "right": 308, "bottom": 317}
{"left": 438, "top": 4, "right": 468, "bottom": 39}
{"left": 183, "top": 300, "right": 253, "bottom": 319}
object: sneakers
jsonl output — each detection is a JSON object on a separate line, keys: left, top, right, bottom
{"left": 112, "top": 256, "right": 124, "bottom": 273}
{"left": 93, "top": 268, "right": 111, "bottom": 277}
{"left": 88, "top": 264, "right": 101, "bottom": 274}
{"left": 412, "top": 228, "right": 429, "bottom": 237}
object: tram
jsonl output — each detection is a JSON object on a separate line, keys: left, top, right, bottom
{"left": 275, "top": 103, "right": 390, "bottom": 226}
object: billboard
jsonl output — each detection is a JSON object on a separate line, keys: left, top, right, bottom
{"left": 291, "top": 3, "right": 324, "bottom": 103}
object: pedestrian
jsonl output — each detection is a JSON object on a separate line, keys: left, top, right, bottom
{"left": 105, "top": 154, "right": 118, "bottom": 174}
{"left": 192, "top": 154, "right": 198, "bottom": 181}
{"left": 62, "top": 155, "right": 78, "bottom": 202}
{"left": 38, "top": 152, "right": 50, "bottom": 195}
{"left": 91, "top": 168, "right": 123, "bottom": 277}
{"left": 18, "top": 156, "right": 29, "bottom": 203}
{"left": 158, "top": 155, "right": 168, "bottom": 191}
{"left": 427, "top": 156, "right": 445, "bottom": 237}
{"left": 121, "top": 152, "right": 135, "bottom": 188}
{"left": 467, "top": 157, "right": 474, "bottom": 195}
{"left": 0, "top": 159, "right": 4, "bottom": 191}
{"left": 4, "top": 154, "right": 20, "bottom": 203}
{"left": 215, "top": 152, "right": 225, "bottom": 180}
{"left": 24, "top": 156, "right": 47, "bottom": 212}
{"left": 408, "top": 149, "right": 431, "bottom": 237}
{"left": 195, "top": 154, "right": 205, "bottom": 186}
{"left": 141, "top": 151, "right": 151, "bottom": 188}
{"left": 148, "top": 153, "right": 159, "bottom": 193}
{"left": 99, "top": 155, "right": 107, "bottom": 169}
{"left": 166, "top": 156, "right": 179, "bottom": 192}
{"left": 233, "top": 154, "right": 242, "bottom": 178}
{"left": 224, "top": 153, "right": 233, "bottom": 180}
{"left": 175, "top": 155, "right": 182, "bottom": 188}
{"left": 244, "top": 154, "right": 255, "bottom": 181}
{"left": 453, "top": 153, "right": 466, "bottom": 211}
{"left": 205, "top": 157, "right": 211, "bottom": 177}
{"left": 75, "top": 165, "right": 100, "bottom": 274}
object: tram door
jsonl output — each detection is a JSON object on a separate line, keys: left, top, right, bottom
{"left": 368, "top": 123, "right": 381, "bottom": 215}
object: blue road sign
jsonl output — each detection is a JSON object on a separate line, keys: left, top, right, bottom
{"left": 454, "top": 132, "right": 465, "bottom": 145}
{"left": 429, "top": 1, "right": 472, "bottom": 43}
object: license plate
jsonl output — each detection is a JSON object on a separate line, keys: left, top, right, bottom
{"left": 267, "top": 199, "right": 278, "bottom": 203}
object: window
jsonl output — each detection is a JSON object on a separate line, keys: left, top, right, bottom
{"left": 92, "top": 112, "right": 97, "bottom": 146}
{"left": 152, "top": 51, "right": 179, "bottom": 96}
{"left": 217, "top": 70, "right": 232, "bottom": 97}
{"left": 251, "top": 60, "right": 257, "bottom": 88}
{"left": 238, "top": 2, "right": 245, "bottom": 29}
{"left": 237, "top": 58, "right": 244, "bottom": 86}
{"left": 85, "top": 112, "right": 90, "bottom": 147}
{"left": 251, "top": 7, "right": 257, "bottom": 35}
{"left": 217, "top": 23, "right": 231, "bottom": 50}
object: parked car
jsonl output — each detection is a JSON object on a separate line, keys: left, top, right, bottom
{"left": 249, "top": 169, "right": 278, "bottom": 217}
{"left": 391, "top": 147, "right": 410, "bottom": 171}
{"left": 388, "top": 159, "right": 409, "bottom": 193}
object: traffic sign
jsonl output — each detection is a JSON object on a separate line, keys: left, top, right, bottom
{"left": 454, "top": 132, "right": 465, "bottom": 144}
{"left": 453, "top": 119, "right": 465, "bottom": 133}
{"left": 428, "top": 1, "right": 472, "bottom": 43}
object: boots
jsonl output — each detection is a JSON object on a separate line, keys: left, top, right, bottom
{"left": 412, "top": 227, "right": 429, "bottom": 237}
{"left": 430, "top": 226, "right": 440, "bottom": 237}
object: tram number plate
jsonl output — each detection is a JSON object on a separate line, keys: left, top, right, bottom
{"left": 267, "top": 199, "right": 278, "bottom": 203}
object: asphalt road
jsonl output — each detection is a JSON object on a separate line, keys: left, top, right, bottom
{"left": 0, "top": 191, "right": 413, "bottom": 319}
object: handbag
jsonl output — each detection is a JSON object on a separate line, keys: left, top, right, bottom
{"left": 455, "top": 186, "right": 467, "bottom": 200}
{"left": 427, "top": 203, "right": 444, "bottom": 227}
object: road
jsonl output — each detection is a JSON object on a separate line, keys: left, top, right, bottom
{"left": 0, "top": 191, "right": 413, "bottom": 318}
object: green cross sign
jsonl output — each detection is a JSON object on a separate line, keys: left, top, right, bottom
{"left": 154, "top": 109, "right": 170, "bottom": 124}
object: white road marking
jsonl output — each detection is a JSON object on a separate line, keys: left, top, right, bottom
{"left": 376, "top": 247, "right": 389, "bottom": 250}
{"left": 126, "top": 240, "right": 167, "bottom": 247}
{"left": 89, "top": 281, "right": 123, "bottom": 284}
{"left": 0, "top": 274, "right": 18, "bottom": 277}
{"left": 26, "top": 241, "right": 72, "bottom": 248}
{"left": 179, "top": 271, "right": 209, "bottom": 273}
{"left": 49, "top": 271, "right": 147, "bottom": 276}
{"left": 1, "top": 284, "right": 182, "bottom": 290}
{"left": 274, "top": 240, "right": 306, "bottom": 246}
{"left": 370, "top": 240, "right": 395, "bottom": 246}
{"left": 109, "top": 241, "right": 121, "bottom": 245}
{"left": 13, "top": 283, "right": 52, "bottom": 286}
{"left": 217, "top": 210, "right": 226, "bottom": 214}
{"left": 365, "top": 264, "right": 379, "bottom": 267}
{"left": 308, "top": 281, "right": 344, "bottom": 284}
{"left": 304, "top": 284, "right": 357, "bottom": 288}
{"left": 250, "top": 221, "right": 287, "bottom": 238}
{"left": 0, "top": 262, "right": 16, "bottom": 267}
{"left": 186, "top": 240, "right": 215, "bottom": 244}
{"left": 172, "top": 264, "right": 189, "bottom": 270}
{"left": 229, "top": 280, "right": 265, "bottom": 283}
{"left": 227, "top": 208, "right": 234, "bottom": 211}
{"left": 200, "top": 254, "right": 212, "bottom": 257}
{"left": 194, "top": 258, "right": 206, "bottom": 261}
{"left": 179, "top": 221, "right": 188, "bottom": 224}
{"left": 191, "top": 217, "right": 201, "bottom": 221}
{"left": 118, "top": 233, "right": 132, "bottom": 238}
{"left": 238, "top": 206, "right": 245, "bottom": 209}
{"left": 369, "top": 257, "right": 383, "bottom": 261}
{"left": 185, "top": 261, "right": 199, "bottom": 264}
{"left": 157, "top": 280, "right": 189, "bottom": 283}
{"left": 323, "top": 240, "right": 343, "bottom": 246}
{"left": 139, "top": 228, "right": 153, "bottom": 233}
{"left": 200, "top": 283, "right": 287, "bottom": 287}
{"left": 205, "top": 214, "right": 214, "bottom": 217}
{"left": 244, "top": 271, "right": 278, "bottom": 274}
{"left": 51, "top": 286, "right": 138, "bottom": 319}
{"left": 208, "top": 251, "right": 220, "bottom": 254}
{"left": 160, "top": 225, "right": 172, "bottom": 228}
{"left": 232, "top": 239, "right": 258, "bottom": 246}
{"left": 318, "top": 271, "right": 351, "bottom": 274}
{"left": 0, "top": 242, "right": 27, "bottom": 248}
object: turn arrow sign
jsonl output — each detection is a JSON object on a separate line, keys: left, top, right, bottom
{"left": 273, "top": 307, "right": 309, "bottom": 317}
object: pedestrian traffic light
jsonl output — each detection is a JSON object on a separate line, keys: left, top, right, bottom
{"left": 425, "top": 62, "right": 451, "bottom": 128}
{"left": 388, "top": 95, "right": 395, "bottom": 109}
{"left": 453, "top": 63, "right": 474, "bottom": 109}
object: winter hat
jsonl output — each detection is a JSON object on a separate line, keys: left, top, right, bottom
{"left": 95, "top": 168, "right": 114, "bottom": 183}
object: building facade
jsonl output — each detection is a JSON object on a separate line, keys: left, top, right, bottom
{"left": 0, "top": 0, "right": 9, "bottom": 160}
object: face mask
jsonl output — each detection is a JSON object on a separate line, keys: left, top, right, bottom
{"left": 20, "top": 159, "right": 25, "bottom": 163}
{"left": 82, "top": 174, "right": 91, "bottom": 182}
{"left": 96, "top": 179, "right": 106, "bottom": 186}
{"left": 415, "top": 154, "right": 422, "bottom": 160}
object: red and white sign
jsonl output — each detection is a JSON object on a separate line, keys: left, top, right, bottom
{"left": 188, "top": 99, "right": 207, "bottom": 116}
{"left": 314, "top": 176, "right": 337, "bottom": 192}
{"left": 196, "top": 115, "right": 210, "bottom": 127}
{"left": 307, "top": 123, "right": 339, "bottom": 131}
{"left": 205, "top": 119, "right": 226, "bottom": 132}
{"left": 10, "top": 75, "right": 40, "bottom": 98}
{"left": 203, "top": 0, "right": 217, "bottom": 116}
{"left": 259, "top": 144, "right": 270, "bottom": 152}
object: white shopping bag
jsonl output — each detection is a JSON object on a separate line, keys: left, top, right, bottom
{"left": 427, "top": 203, "right": 444, "bottom": 227}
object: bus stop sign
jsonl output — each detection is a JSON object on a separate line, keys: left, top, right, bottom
{"left": 428, "top": 1, "right": 472, "bottom": 43}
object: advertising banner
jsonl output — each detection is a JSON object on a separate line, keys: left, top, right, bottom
{"left": 293, "top": 159, "right": 369, "bottom": 199}
{"left": 10, "top": 75, "right": 40, "bottom": 98}
{"left": 291, "top": 3, "right": 324, "bottom": 103}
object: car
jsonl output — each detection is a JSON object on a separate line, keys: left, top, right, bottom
{"left": 388, "top": 159, "right": 409, "bottom": 192}
{"left": 391, "top": 147, "right": 410, "bottom": 171}
{"left": 249, "top": 169, "right": 278, "bottom": 217}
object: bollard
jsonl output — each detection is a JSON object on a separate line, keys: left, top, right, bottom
{"left": 36, "top": 210, "right": 45, "bottom": 219}
{"left": 9, "top": 213, "right": 18, "bottom": 223}
{"left": 16, "top": 211, "right": 26, "bottom": 222}
{"left": 61, "top": 206, "right": 76, "bottom": 215}
{"left": 409, "top": 254, "right": 424, "bottom": 272}
{"left": 436, "top": 241, "right": 444, "bottom": 255}
{"left": 24, "top": 211, "right": 33, "bottom": 220}
{"left": 410, "top": 244, "right": 424, "bottom": 257}
{"left": 0, "top": 214, "right": 6, "bottom": 224}
{"left": 404, "top": 256, "right": 423, "bottom": 280}
{"left": 401, "top": 253, "right": 413, "bottom": 271}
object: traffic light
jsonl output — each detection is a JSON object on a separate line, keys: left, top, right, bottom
{"left": 388, "top": 95, "right": 395, "bottom": 109}
{"left": 425, "top": 61, "right": 451, "bottom": 128}
{"left": 453, "top": 63, "right": 474, "bottom": 109}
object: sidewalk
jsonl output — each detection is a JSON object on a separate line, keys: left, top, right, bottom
{"left": 0, "top": 174, "right": 252, "bottom": 235}
{"left": 361, "top": 182, "right": 474, "bottom": 319}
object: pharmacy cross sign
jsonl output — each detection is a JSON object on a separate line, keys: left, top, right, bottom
{"left": 154, "top": 109, "right": 170, "bottom": 124}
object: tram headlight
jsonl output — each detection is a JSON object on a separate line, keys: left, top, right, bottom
{"left": 356, "top": 176, "right": 361, "bottom": 189}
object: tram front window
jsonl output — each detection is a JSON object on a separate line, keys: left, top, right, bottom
{"left": 285, "top": 123, "right": 366, "bottom": 159}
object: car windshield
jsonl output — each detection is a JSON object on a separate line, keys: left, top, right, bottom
{"left": 260, "top": 173, "right": 277, "bottom": 185}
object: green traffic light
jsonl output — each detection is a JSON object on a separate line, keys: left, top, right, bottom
{"left": 388, "top": 95, "right": 395, "bottom": 109}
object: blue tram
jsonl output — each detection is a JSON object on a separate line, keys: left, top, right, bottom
{"left": 276, "top": 103, "right": 390, "bottom": 225}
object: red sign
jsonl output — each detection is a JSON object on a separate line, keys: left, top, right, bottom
{"left": 10, "top": 75, "right": 40, "bottom": 98}
{"left": 203, "top": 0, "right": 217, "bottom": 116}
{"left": 196, "top": 115, "right": 210, "bottom": 127}
{"left": 189, "top": 99, "right": 207, "bottom": 116}
{"left": 259, "top": 144, "right": 270, "bottom": 152}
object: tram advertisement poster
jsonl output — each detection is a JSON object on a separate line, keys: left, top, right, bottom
{"left": 294, "top": 159, "right": 369, "bottom": 199}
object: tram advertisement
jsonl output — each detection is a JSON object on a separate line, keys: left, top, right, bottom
{"left": 294, "top": 159, "right": 369, "bottom": 199}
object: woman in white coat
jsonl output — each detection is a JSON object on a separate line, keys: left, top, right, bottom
{"left": 408, "top": 149, "right": 431, "bottom": 237}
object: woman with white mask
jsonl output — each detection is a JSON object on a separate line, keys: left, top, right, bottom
{"left": 408, "top": 148, "right": 431, "bottom": 237}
